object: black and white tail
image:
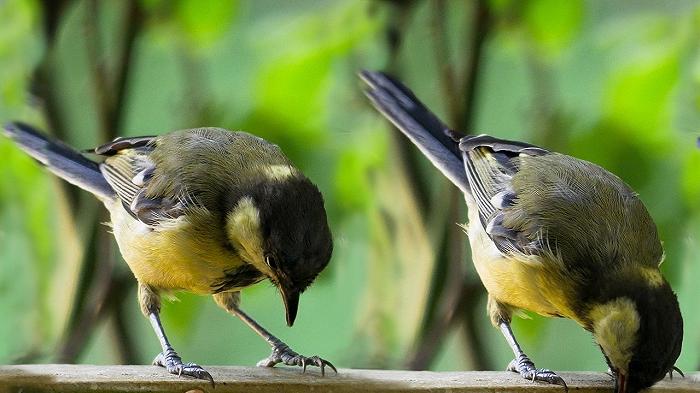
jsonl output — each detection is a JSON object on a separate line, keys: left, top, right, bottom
{"left": 360, "top": 70, "right": 469, "bottom": 194}
{"left": 3, "top": 122, "right": 115, "bottom": 201}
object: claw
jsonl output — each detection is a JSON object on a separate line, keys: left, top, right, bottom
{"left": 153, "top": 351, "right": 215, "bottom": 386}
{"left": 507, "top": 354, "right": 567, "bottom": 391}
{"left": 671, "top": 366, "right": 685, "bottom": 379}
{"left": 605, "top": 368, "right": 615, "bottom": 379}
{"left": 326, "top": 361, "right": 338, "bottom": 374}
{"left": 257, "top": 343, "right": 336, "bottom": 376}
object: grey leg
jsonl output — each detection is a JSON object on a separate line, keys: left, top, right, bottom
{"left": 213, "top": 292, "right": 337, "bottom": 375}
{"left": 499, "top": 320, "right": 567, "bottom": 389}
{"left": 139, "top": 284, "right": 213, "bottom": 384}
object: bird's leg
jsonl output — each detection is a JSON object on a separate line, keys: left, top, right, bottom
{"left": 213, "top": 292, "right": 337, "bottom": 375}
{"left": 139, "top": 284, "right": 213, "bottom": 384}
{"left": 149, "top": 313, "right": 214, "bottom": 383}
{"left": 236, "top": 307, "right": 337, "bottom": 375}
{"left": 499, "top": 320, "right": 567, "bottom": 388}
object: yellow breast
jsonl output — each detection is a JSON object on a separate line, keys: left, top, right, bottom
{"left": 107, "top": 200, "right": 244, "bottom": 294}
{"left": 465, "top": 196, "right": 577, "bottom": 320}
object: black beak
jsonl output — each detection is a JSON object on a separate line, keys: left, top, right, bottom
{"left": 280, "top": 286, "right": 299, "bottom": 327}
{"left": 615, "top": 373, "right": 627, "bottom": 393}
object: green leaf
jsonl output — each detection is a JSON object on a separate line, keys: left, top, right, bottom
{"left": 523, "top": 0, "right": 583, "bottom": 57}
{"left": 252, "top": 1, "right": 378, "bottom": 135}
{"left": 174, "top": 0, "right": 238, "bottom": 49}
{"left": 0, "top": 0, "right": 41, "bottom": 119}
{"left": 604, "top": 48, "right": 679, "bottom": 145}
{"left": 334, "top": 124, "right": 387, "bottom": 211}
{"left": 681, "top": 148, "right": 700, "bottom": 208}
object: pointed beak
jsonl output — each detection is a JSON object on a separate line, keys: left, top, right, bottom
{"left": 280, "top": 285, "right": 299, "bottom": 327}
{"left": 615, "top": 372, "right": 627, "bottom": 393}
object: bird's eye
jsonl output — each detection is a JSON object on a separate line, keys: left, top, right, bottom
{"left": 265, "top": 255, "right": 277, "bottom": 269}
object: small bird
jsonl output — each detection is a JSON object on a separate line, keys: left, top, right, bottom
{"left": 3, "top": 123, "right": 336, "bottom": 383}
{"left": 361, "top": 71, "right": 683, "bottom": 393}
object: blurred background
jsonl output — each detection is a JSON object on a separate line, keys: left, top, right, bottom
{"left": 0, "top": 0, "right": 699, "bottom": 374}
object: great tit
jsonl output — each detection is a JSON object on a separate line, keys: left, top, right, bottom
{"left": 3, "top": 123, "right": 335, "bottom": 383}
{"left": 361, "top": 71, "right": 683, "bottom": 393}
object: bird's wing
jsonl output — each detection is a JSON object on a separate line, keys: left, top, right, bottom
{"left": 459, "top": 135, "right": 549, "bottom": 255}
{"left": 95, "top": 136, "right": 187, "bottom": 226}
{"left": 463, "top": 136, "right": 665, "bottom": 271}
{"left": 94, "top": 135, "right": 157, "bottom": 156}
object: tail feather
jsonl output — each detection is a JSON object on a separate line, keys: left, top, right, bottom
{"left": 360, "top": 70, "right": 470, "bottom": 194}
{"left": 3, "top": 122, "right": 115, "bottom": 201}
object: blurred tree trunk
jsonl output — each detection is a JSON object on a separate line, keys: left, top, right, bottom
{"left": 28, "top": 0, "right": 142, "bottom": 365}
{"left": 370, "top": 0, "right": 493, "bottom": 371}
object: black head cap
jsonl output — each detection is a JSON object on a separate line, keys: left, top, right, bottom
{"left": 623, "top": 283, "right": 683, "bottom": 393}
{"left": 249, "top": 176, "right": 333, "bottom": 326}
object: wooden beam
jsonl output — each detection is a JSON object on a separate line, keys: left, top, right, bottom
{"left": 0, "top": 365, "right": 697, "bottom": 392}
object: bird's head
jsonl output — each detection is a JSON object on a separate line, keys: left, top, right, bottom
{"left": 225, "top": 171, "right": 333, "bottom": 327}
{"left": 589, "top": 278, "right": 683, "bottom": 393}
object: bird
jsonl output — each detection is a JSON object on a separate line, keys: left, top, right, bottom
{"left": 2, "top": 123, "right": 336, "bottom": 383}
{"left": 360, "top": 70, "right": 683, "bottom": 393}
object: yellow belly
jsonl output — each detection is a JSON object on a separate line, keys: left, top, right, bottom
{"left": 108, "top": 201, "right": 243, "bottom": 294}
{"left": 465, "top": 196, "right": 576, "bottom": 320}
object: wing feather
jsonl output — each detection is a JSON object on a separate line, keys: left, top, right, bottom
{"left": 459, "top": 134, "right": 550, "bottom": 255}
{"left": 101, "top": 155, "right": 141, "bottom": 205}
{"left": 94, "top": 135, "right": 156, "bottom": 156}
{"left": 96, "top": 136, "right": 187, "bottom": 227}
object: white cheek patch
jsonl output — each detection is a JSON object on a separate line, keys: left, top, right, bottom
{"left": 640, "top": 267, "right": 664, "bottom": 287}
{"left": 590, "top": 298, "right": 640, "bottom": 373}
{"left": 226, "top": 197, "right": 262, "bottom": 251}
{"left": 225, "top": 197, "right": 271, "bottom": 277}
{"left": 264, "top": 165, "right": 297, "bottom": 181}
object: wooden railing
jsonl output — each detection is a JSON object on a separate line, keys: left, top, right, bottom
{"left": 0, "top": 365, "right": 697, "bottom": 392}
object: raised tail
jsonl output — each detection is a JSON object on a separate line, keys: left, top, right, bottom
{"left": 360, "top": 70, "right": 469, "bottom": 194}
{"left": 3, "top": 122, "right": 115, "bottom": 201}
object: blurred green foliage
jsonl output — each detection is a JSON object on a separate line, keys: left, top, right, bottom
{"left": 0, "top": 0, "right": 698, "bottom": 374}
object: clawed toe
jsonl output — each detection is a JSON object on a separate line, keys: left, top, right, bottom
{"left": 507, "top": 355, "right": 567, "bottom": 390}
{"left": 153, "top": 351, "right": 214, "bottom": 385}
{"left": 258, "top": 344, "right": 337, "bottom": 376}
{"left": 177, "top": 363, "right": 214, "bottom": 385}
{"left": 303, "top": 355, "right": 337, "bottom": 376}
{"left": 529, "top": 369, "right": 566, "bottom": 386}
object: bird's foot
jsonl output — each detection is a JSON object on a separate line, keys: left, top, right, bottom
{"left": 507, "top": 354, "right": 567, "bottom": 389}
{"left": 153, "top": 349, "right": 214, "bottom": 385}
{"left": 257, "top": 342, "right": 337, "bottom": 376}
